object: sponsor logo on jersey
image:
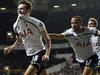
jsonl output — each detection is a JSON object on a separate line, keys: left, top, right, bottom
{"left": 76, "top": 41, "right": 91, "bottom": 47}
{"left": 19, "top": 28, "right": 33, "bottom": 37}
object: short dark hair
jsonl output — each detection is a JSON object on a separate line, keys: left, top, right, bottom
{"left": 18, "top": 0, "right": 32, "bottom": 10}
{"left": 72, "top": 16, "right": 83, "bottom": 24}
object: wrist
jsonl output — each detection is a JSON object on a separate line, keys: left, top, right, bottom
{"left": 10, "top": 45, "right": 15, "bottom": 49}
{"left": 45, "top": 52, "right": 49, "bottom": 56}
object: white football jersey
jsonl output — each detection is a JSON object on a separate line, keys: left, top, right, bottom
{"left": 62, "top": 28, "right": 97, "bottom": 62}
{"left": 13, "top": 14, "right": 46, "bottom": 56}
{"left": 91, "top": 34, "right": 100, "bottom": 57}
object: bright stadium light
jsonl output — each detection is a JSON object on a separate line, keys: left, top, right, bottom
{"left": 53, "top": 5, "right": 60, "bottom": 8}
{"left": 7, "top": 32, "right": 12, "bottom": 36}
{"left": 0, "top": 7, "right": 6, "bottom": 10}
{"left": 71, "top": 3, "right": 77, "bottom": 7}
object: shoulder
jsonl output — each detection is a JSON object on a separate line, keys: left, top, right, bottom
{"left": 30, "top": 17, "right": 41, "bottom": 22}
{"left": 64, "top": 28, "right": 73, "bottom": 33}
{"left": 62, "top": 28, "right": 73, "bottom": 35}
{"left": 13, "top": 22, "right": 17, "bottom": 28}
{"left": 67, "top": 28, "right": 73, "bottom": 32}
{"left": 13, "top": 18, "right": 19, "bottom": 29}
{"left": 30, "top": 17, "right": 44, "bottom": 26}
{"left": 27, "top": 16, "right": 45, "bottom": 27}
{"left": 81, "top": 27, "right": 92, "bottom": 33}
{"left": 18, "top": 15, "right": 44, "bottom": 25}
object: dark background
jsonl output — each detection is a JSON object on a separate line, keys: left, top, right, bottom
{"left": 0, "top": 0, "right": 99, "bottom": 74}
{"left": 0, "top": 0, "right": 100, "bottom": 43}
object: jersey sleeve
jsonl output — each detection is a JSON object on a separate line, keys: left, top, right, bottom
{"left": 37, "top": 21, "right": 46, "bottom": 32}
{"left": 13, "top": 24, "right": 19, "bottom": 36}
{"left": 61, "top": 29, "right": 76, "bottom": 43}
{"left": 61, "top": 30, "right": 67, "bottom": 36}
{"left": 19, "top": 15, "right": 46, "bottom": 32}
{"left": 61, "top": 29, "right": 72, "bottom": 36}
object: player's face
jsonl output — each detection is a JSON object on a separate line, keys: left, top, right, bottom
{"left": 17, "top": 4, "right": 28, "bottom": 15}
{"left": 71, "top": 18, "right": 81, "bottom": 31}
{"left": 88, "top": 20, "right": 96, "bottom": 28}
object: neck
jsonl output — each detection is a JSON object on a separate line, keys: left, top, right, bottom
{"left": 74, "top": 27, "right": 83, "bottom": 33}
{"left": 18, "top": 12, "right": 30, "bottom": 16}
{"left": 24, "top": 13, "right": 30, "bottom": 16}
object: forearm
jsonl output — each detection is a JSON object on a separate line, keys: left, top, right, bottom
{"left": 10, "top": 37, "right": 22, "bottom": 49}
{"left": 40, "top": 30, "right": 51, "bottom": 56}
{"left": 49, "top": 33, "right": 64, "bottom": 40}
{"left": 45, "top": 37, "right": 51, "bottom": 56}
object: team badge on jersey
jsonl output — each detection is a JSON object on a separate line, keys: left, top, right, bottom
{"left": 39, "top": 22, "right": 43, "bottom": 27}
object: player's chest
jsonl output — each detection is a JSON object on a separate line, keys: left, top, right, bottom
{"left": 17, "top": 25, "right": 37, "bottom": 37}
{"left": 69, "top": 34, "right": 92, "bottom": 47}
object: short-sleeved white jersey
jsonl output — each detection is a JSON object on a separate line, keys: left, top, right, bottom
{"left": 62, "top": 28, "right": 97, "bottom": 62}
{"left": 13, "top": 14, "right": 46, "bottom": 56}
{"left": 91, "top": 34, "right": 100, "bottom": 58}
